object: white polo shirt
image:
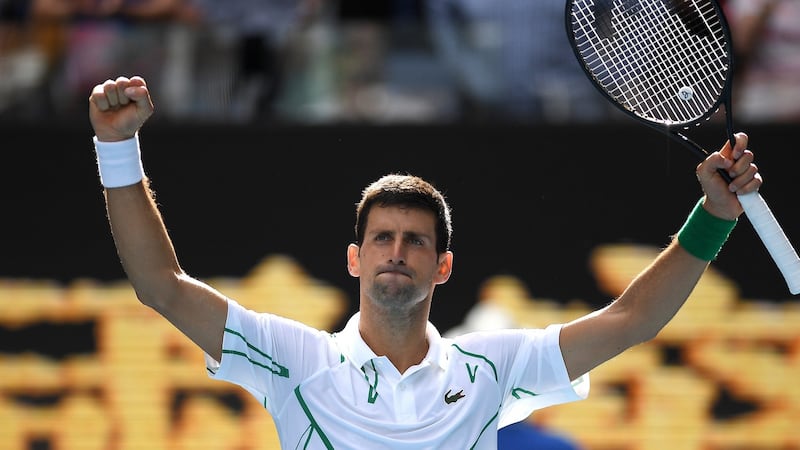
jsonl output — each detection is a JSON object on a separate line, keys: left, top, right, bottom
{"left": 206, "top": 299, "right": 589, "bottom": 449}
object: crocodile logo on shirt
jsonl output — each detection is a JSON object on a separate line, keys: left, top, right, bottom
{"left": 444, "top": 389, "right": 465, "bottom": 404}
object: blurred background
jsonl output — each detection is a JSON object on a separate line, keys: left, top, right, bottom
{"left": 2, "top": 0, "right": 800, "bottom": 449}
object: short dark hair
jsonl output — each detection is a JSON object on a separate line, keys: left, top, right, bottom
{"left": 355, "top": 174, "right": 452, "bottom": 254}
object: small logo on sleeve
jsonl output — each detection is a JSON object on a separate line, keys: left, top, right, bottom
{"left": 444, "top": 389, "right": 465, "bottom": 404}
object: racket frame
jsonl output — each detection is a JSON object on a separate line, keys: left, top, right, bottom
{"left": 564, "top": 0, "right": 800, "bottom": 295}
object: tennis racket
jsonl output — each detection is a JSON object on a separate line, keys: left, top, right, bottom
{"left": 565, "top": 0, "right": 800, "bottom": 295}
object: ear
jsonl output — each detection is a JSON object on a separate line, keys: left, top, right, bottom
{"left": 434, "top": 251, "right": 454, "bottom": 285}
{"left": 347, "top": 243, "right": 360, "bottom": 277}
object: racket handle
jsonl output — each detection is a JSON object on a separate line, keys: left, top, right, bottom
{"left": 738, "top": 191, "right": 800, "bottom": 295}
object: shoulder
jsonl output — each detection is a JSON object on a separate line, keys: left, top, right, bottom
{"left": 447, "top": 325, "right": 559, "bottom": 351}
{"left": 223, "top": 299, "right": 335, "bottom": 353}
{"left": 444, "top": 326, "right": 560, "bottom": 365}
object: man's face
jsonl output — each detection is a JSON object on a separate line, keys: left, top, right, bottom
{"left": 349, "top": 205, "right": 451, "bottom": 313}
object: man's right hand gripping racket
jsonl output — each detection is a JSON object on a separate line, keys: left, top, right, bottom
{"left": 565, "top": 0, "right": 800, "bottom": 295}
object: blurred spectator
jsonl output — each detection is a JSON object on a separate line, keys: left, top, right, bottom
{"left": 321, "top": 0, "right": 458, "bottom": 123}
{"left": 0, "top": 0, "right": 70, "bottom": 118}
{"left": 0, "top": 0, "right": 202, "bottom": 119}
{"left": 25, "top": 0, "right": 200, "bottom": 20}
{"left": 724, "top": 0, "right": 800, "bottom": 123}
{"left": 185, "top": 0, "right": 324, "bottom": 121}
{"left": 19, "top": 0, "right": 325, "bottom": 122}
{"left": 425, "top": 0, "right": 613, "bottom": 123}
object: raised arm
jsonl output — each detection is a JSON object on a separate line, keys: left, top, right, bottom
{"left": 89, "top": 76, "right": 227, "bottom": 361}
{"left": 559, "top": 133, "right": 761, "bottom": 381}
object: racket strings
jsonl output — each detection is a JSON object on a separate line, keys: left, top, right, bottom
{"left": 593, "top": 1, "right": 722, "bottom": 121}
{"left": 638, "top": 2, "right": 719, "bottom": 120}
{"left": 581, "top": 2, "right": 696, "bottom": 111}
{"left": 570, "top": 0, "right": 730, "bottom": 125}
{"left": 665, "top": 3, "right": 727, "bottom": 112}
{"left": 594, "top": 2, "right": 714, "bottom": 120}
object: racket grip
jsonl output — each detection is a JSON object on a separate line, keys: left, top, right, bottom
{"left": 738, "top": 191, "right": 800, "bottom": 295}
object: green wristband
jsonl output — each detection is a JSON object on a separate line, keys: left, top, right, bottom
{"left": 677, "top": 198, "right": 737, "bottom": 261}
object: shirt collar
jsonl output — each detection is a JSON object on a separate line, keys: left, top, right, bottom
{"left": 336, "top": 312, "right": 450, "bottom": 371}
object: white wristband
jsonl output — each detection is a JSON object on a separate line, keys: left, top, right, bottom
{"left": 94, "top": 133, "right": 145, "bottom": 188}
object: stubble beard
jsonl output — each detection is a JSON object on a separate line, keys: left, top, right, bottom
{"left": 368, "top": 279, "right": 426, "bottom": 316}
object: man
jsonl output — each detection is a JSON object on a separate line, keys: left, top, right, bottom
{"left": 88, "top": 75, "right": 761, "bottom": 449}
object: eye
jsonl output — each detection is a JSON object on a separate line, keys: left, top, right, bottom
{"left": 407, "top": 236, "right": 425, "bottom": 246}
{"left": 375, "top": 232, "right": 392, "bottom": 242}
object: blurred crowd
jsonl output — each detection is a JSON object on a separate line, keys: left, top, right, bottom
{"left": 723, "top": 0, "right": 800, "bottom": 123}
{"left": 1, "top": 0, "right": 798, "bottom": 125}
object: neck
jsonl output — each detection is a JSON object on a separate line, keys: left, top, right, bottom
{"left": 358, "top": 302, "right": 431, "bottom": 374}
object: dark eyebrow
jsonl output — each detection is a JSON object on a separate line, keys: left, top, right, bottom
{"left": 402, "top": 230, "right": 433, "bottom": 242}
{"left": 370, "top": 229, "right": 431, "bottom": 241}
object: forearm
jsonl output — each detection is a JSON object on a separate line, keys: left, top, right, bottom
{"left": 612, "top": 239, "right": 708, "bottom": 343}
{"left": 105, "top": 180, "right": 184, "bottom": 306}
{"left": 561, "top": 240, "right": 708, "bottom": 380}
{"left": 615, "top": 197, "right": 739, "bottom": 343}
{"left": 609, "top": 196, "right": 737, "bottom": 342}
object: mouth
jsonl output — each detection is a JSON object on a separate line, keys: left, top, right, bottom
{"left": 377, "top": 266, "right": 411, "bottom": 278}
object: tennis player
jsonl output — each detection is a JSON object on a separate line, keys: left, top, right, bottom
{"left": 88, "top": 75, "right": 761, "bottom": 449}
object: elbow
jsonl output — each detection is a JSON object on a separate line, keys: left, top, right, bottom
{"left": 611, "top": 299, "right": 668, "bottom": 347}
{"left": 135, "top": 289, "right": 164, "bottom": 310}
{"left": 133, "top": 287, "right": 170, "bottom": 311}
{"left": 627, "top": 314, "right": 667, "bottom": 346}
{"left": 129, "top": 270, "right": 185, "bottom": 311}
{"left": 635, "top": 327, "right": 660, "bottom": 346}
{"left": 613, "top": 315, "right": 661, "bottom": 350}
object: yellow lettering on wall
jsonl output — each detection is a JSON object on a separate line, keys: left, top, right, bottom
{"left": 1, "top": 248, "right": 798, "bottom": 449}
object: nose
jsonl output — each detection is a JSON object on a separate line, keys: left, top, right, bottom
{"left": 388, "top": 241, "right": 407, "bottom": 265}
